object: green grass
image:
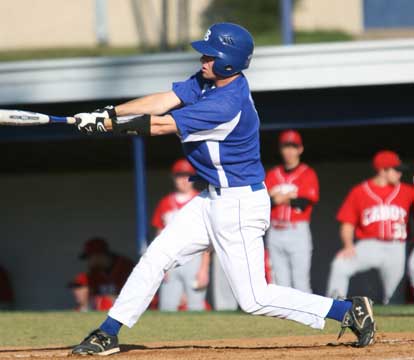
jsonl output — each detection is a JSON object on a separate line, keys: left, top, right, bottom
{"left": 0, "top": 306, "right": 413, "bottom": 348}
{"left": 0, "top": 31, "right": 353, "bottom": 63}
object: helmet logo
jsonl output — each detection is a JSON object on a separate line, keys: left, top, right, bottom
{"left": 220, "top": 35, "right": 234, "bottom": 45}
{"left": 204, "top": 29, "right": 211, "bottom": 41}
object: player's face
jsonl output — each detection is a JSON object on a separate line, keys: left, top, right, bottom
{"left": 200, "top": 55, "right": 216, "bottom": 80}
{"left": 385, "top": 168, "right": 402, "bottom": 185}
{"left": 280, "top": 145, "right": 303, "bottom": 165}
{"left": 173, "top": 174, "right": 194, "bottom": 193}
{"left": 87, "top": 253, "right": 111, "bottom": 270}
{"left": 72, "top": 286, "right": 89, "bottom": 306}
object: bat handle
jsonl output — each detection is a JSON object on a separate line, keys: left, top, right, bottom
{"left": 66, "top": 116, "right": 113, "bottom": 130}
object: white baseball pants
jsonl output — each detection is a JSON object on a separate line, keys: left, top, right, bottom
{"left": 326, "top": 239, "right": 405, "bottom": 304}
{"left": 109, "top": 185, "right": 333, "bottom": 329}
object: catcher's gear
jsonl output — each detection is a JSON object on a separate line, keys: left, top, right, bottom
{"left": 338, "top": 296, "right": 376, "bottom": 347}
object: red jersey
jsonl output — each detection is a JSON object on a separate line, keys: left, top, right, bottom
{"left": 152, "top": 190, "right": 199, "bottom": 230}
{"left": 265, "top": 163, "right": 319, "bottom": 224}
{"left": 337, "top": 180, "right": 413, "bottom": 241}
{"left": 88, "top": 254, "right": 135, "bottom": 296}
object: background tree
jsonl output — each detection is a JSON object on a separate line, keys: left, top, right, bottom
{"left": 203, "top": 0, "right": 295, "bottom": 37}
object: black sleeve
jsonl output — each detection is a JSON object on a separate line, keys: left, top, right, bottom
{"left": 290, "top": 197, "right": 311, "bottom": 211}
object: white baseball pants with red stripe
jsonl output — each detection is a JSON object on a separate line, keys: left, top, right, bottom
{"left": 109, "top": 185, "right": 333, "bottom": 329}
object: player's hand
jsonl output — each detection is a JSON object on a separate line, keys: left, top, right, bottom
{"left": 74, "top": 112, "right": 107, "bottom": 134}
{"left": 336, "top": 246, "right": 356, "bottom": 259}
{"left": 194, "top": 268, "right": 209, "bottom": 290}
{"left": 92, "top": 105, "right": 117, "bottom": 120}
{"left": 287, "top": 190, "right": 298, "bottom": 199}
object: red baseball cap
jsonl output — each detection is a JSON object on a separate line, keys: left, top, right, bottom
{"left": 171, "top": 158, "right": 196, "bottom": 176}
{"left": 373, "top": 150, "right": 405, "bottom": 171}
{"left": 279, "top": 130, "right": 303, "bottom": 147}
{"left": 68, "top": 272, "right": 89, "bottom": 288}
{"left": 80, "top": 237, "right": 109, "bottom": 259}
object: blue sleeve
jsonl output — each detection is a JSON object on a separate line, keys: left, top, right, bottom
{"left": 171, "top": 95, "right": 241, "bottom": 142}
{"left": 172, "top": 72, "right": 206, "bottom": 106}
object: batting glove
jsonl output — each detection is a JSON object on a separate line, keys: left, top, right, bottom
{"left": 74, "top": 112, "right": 107, "bottom": 134}
{"left": 92, "top": 105, "right": 117, "bottom": 120}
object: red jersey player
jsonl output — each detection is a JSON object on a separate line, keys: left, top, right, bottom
{"left": 152, "top": 159, "right": 210, "bottom": 311}
{"left": 79, "top": 237, "right": 135, "bottom": 309}
{"left": 327, "top": 150, "right": 413, "bottom": 304}
{"left": 265, "top": 130, "right": 319, "bottom": 293}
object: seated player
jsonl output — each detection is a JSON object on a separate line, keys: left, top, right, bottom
{"left": 153, "top": 159, "right": 210, "bottom": 311}
{"left": 68, "top": 272, "right": 92, "bottom": 312}
{"left": 80, "top": 237, "right": 135, "bottom": 307}
{"left": 327, "top": 150, "right": 413, "bottom": 304}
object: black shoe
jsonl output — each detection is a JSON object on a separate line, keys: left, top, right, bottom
{"left": 72, "top": 329, "right": 120, "bottom": 356}
{"left": 338, "top": 296, "right": 376, "bottom": 347}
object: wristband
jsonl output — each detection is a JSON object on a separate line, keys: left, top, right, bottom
{"left": 104, "top": 105, "right": 117, "bottom": 119}
{"left": 112, "top": 114, "right": 151, "bottom": 136}
{"left": 290, "top": 197, "right": 311, "bottom": 211}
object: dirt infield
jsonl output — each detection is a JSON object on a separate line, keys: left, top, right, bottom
{"left": 0, "top": 332, "right": 413, "bottom": 360}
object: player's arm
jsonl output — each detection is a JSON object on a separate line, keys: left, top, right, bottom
{"left": 291, "top": 169, "right": 319, "bottom": 210}
{"left": 106, "top": 114, "right": 178, "bottom": 136}
{"left": 336, "top": 222, "right": 356, "bottom": 258}
{"left": 115, "top": 91, "right": 182, "bottom": 116}
{"left": 265, "top": 172, "right": 296, "bottom": 205}
{"left": 271, "top": 191, "right": 297, "bottom": 205}
{"left": 335, "top": 186, "right": 358, "bottom": 258}
{"left": 74, "top": 91, "right": 182, "bottom": 135}
{"left": 76, "top": 112, "right": 178, "bottom": 136}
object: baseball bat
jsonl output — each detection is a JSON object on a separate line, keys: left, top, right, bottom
{"left": 0, "top": 109, "right": 77, "bottom": 126}
{"left": 0, "top": 109, "right": 127, "bottom": 128}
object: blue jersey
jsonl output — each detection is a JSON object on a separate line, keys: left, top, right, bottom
{"left": 171, "top": 72, "right": 265, "bottom": 187}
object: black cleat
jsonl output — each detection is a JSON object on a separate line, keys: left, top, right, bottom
{"left": 71, "top": 329, "right": 120, "bottom": 356}
{"left": 338, "top": 296, "right": 376, "bottom": 347}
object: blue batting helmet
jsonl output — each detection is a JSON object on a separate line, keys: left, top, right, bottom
{"left": 191, "top": 23, "right": 254, "bottom": 77}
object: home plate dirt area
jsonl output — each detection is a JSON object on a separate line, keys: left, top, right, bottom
{"left": 0, "top": 333, "right": 413, "bottom": 360}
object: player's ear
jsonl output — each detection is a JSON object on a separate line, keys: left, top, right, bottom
{"left": 298, "top": 145, "right": 304, "bottom": 155}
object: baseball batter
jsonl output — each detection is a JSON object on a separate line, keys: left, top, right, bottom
{"left": 327, "top": 150, "right": 413, "bottom": 304}
{"left": 265, "top": 130, "right": 318, "bottom": 293}
{"left": 153, "top": 158, "right": 209, "bottom": 311}
{"left": 71, "top": 23, "right": 375, "bottom": 356}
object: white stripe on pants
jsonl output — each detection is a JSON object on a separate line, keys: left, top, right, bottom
{"left": 109, "top": 187, "right": 333, "bottom": 329}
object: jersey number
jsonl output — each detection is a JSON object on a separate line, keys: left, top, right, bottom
{"left": 392, "top": 223, "right": 407, "bottom": 240}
